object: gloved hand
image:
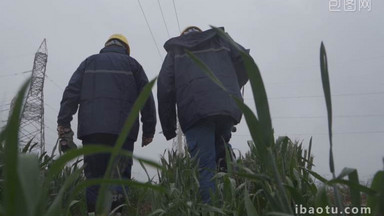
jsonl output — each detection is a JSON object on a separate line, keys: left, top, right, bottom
{"left": 57, "top": 125, "right": 71, "bottom": 137}
{"left": 57, "top": 126, "right": 77, "bottom": 152}
{"left": 142, "top": 136, "right": 153, "bottom": 147}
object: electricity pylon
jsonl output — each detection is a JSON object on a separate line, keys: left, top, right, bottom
{"left": 19, "top": 39, "right": 48, "bottom": 154}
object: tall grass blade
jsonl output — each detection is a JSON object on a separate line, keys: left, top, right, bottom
{"left": 366, "top": 171, "right": 384, "bottom": 215}
{"left": 47, "top": 145, "right": 163, "bottom": 180}
{"left": 44, "top": 167, "right": 84, "bottom": 216}
{"left": 336, "top": 167, "right": 357, "bottom": 179}
{"left": 139, "top": 160, "right": 152, "bottom": 182}
{"left": 320, "top": 42, "right": 335, "bottom": 176}
{"left": 185, "top": 47, "right": 265, "bottom": 156}
{"left": 17, "top": 154, "right": 41, "bottom": 216}
{"left": 307, "top": 137, "right": 312, "bottom": 166}
{"left": 327, "top": 179, "right": 375, "bottom": 195}
{"left": 320, "top": 42, "right": 344, "bottom": 215}
{"left": 75, "top": 179, "right": 166, "bottom": 195}
{"left": 96, "top": 78, "right": 157, "bottom": 214}
{"left": 3, "top": 78, "right": 30, "bottom": 216}
{"left": 185, "top": 50, "right": 227, "bottom": 91}
{"left": 347, "top": 170, "right": 361, "bottom": 215}
{"left": 21, "top": 139, "right": 33, "bottom": 153}
{"left": 244, "top": 189, "right": 259, "bottom": 216}
{"left": 305, "top": 169, "right": 328, "bottom": 184}
{"left": 232, "top": 97, "right": 266, "bottom": 159}
{"left": 213, "top": 26, "right": 274, "bottom": 146}
{"left": 316, "top": 186, "right": 329, "bottom": 209}
{"left": 187, "top": 31, "right": 292, "bottom": 213}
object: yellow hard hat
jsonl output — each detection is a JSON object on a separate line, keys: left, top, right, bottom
{"left": 181, "top": 26, "right": 202, "bottom": 36}
{"left": 105, "top": 34, "right": 130, "bottom": 55}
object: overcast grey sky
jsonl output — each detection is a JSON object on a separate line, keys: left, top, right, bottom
{"left": 0, "top": 0, "right": 383, "bottom": 181}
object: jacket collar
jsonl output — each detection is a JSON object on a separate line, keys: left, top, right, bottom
{"left": 164, "top": 27, "right": 225, "bottom": 51}
{"left": 100, "top": 45, "right": 129, "bottom": 55}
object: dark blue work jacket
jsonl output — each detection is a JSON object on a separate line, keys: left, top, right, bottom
{"left": 58, "top": 45, "right": 156, "bottom": 141}
{"left": 157, "top": 28, "right": 249, "bottom": 140}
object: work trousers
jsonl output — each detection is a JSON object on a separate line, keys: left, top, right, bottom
{"left": 82, "top": 133, "right": 134, "bottom": 213}
{"left": 185, "top": 116, "right": 234, "bottom": 203}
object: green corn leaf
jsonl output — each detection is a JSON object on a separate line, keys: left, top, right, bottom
{"left": 305, "top": 169, "right": 329, "bottom": 184}
{"left": 17, "top": 154, "right": 41, "bottom": 216}
{"left": 244, "top": 189, "right": 259, "bottom": 216}
{"left": 44, "top": 167, "right": 84, "bottom": 216}
{"left": 336, "top": 167, "right": 356, "bottom": 179}
{"left": 187, "top": 29, "right": 295, "bottom": 213}
{"left": 3, "top": 78, "right": 30, "bottom": 216}
{"left": 307, "top": 137, "right": 312, "bottom": 168}
{"left": 348, "top": 170, "right": 361, "bottom": 215}
{"left": 231, "top": 97, "right": 266, "bottom": 157}
{"left": 320, "top": 42, "right": 335, "bottom": 176}
{"left": 213, "top": 26, "right": 274, "bottom": 147}
{"left": 96, "top": 78, "right": 157, "bottom": 214}
{"left": 366, "top": 170, "right": 384, "bottom": 215}
{"left": 47, "top": 145, "right": 163, "bottom": 180}
{"left": 320, "top": 42, "right": 346, "bottom": 216}
{"left": 314, "top": 186, "right": 329, "bottom": 216}
{"left": 327, "top": 179, "right": 375, "bottom": 195}
{"left": 21, "top": 139, "right": 33, "bottom": 153}
{"left": 185, "top": 50, "right": 227, "bottom": 91}
{"left": 75, "top": 178, "right": 166, "bottom": 195}
{"left": 147, "top": 209, "right": 166, "bottom": 216}
{"left": 200, "top": 204, "right": 226, "bottom": 215}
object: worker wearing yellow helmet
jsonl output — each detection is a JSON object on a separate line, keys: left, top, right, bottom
{"left": 58, "top": 33, "right": 156, "bottom": 215}
{"left": 180, "top": 26, "right": 202, "bottom": 35}
{"left": 105, "top": 34, "right": 131, "bottom": 55}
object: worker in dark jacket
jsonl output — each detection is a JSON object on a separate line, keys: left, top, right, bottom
{"left": 157, "top": 26, "right": 250, "bottom": 203}
{"left": 57, "top": 34, "right": 156, "bottom": 214}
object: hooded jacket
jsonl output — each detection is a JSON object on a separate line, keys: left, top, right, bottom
{"left": 157, "top": 28, "right": 249, "bottom": 140}
{"left": 58, "top": 45, "right": 156, "bottom": 141}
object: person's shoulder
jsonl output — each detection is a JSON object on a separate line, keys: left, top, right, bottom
{"left": 80, "top": 53, "right": 100, "bottom": 65}
{"left": 128, "top": 56, "right": 143, "bottom": 66}
{"left": 84, "top": 52, "right": 102, "bottom": 61}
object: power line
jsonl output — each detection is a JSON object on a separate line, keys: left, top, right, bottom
{"left": 157, "top": 0, "right": 170, "bottom": 38}
{"left": 260, "top": 55, "right": 384, "bottom": 73}
{"left": 233, "top": 130, "right": 384, "bottom": 137}
{"left": 272, "top": 113, "right": 384, "bottom": 120}
{"left": 45, "top": 75, "right": 64, "bottom": 91}
{"left": 0, "top": 70, "right": 32, "bottom": 78}
{"left": 0, "top": 52, "right": 34, "bottom": 61}
{"left": 137, "top": 0, "right": 164, "bottom": 61}
{"left": 172, "top": 0, "right": 181, "bottom": 33}
{"left": 285, "top": 131, "right": 384, "bottom": 136}
{"left": 244, "top": 90, "right": 384, "bottom": 100}
{"left": 0, "top": 108, "right": 9, "bottom": 113}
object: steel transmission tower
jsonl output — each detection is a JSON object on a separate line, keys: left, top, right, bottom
{"left": 19, "top": 39, "right": 48, "bottom": 154}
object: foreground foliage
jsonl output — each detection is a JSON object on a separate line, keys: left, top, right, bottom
{"left": 0, "top": 29, "right": 383, "bottom": 215}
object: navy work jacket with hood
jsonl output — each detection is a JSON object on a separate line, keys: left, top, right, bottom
{"left": 157, "top": 28, "right": 249, "bottom": 140}
{"left": 58, "top": 45, "right": 156, "bottom": 141}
